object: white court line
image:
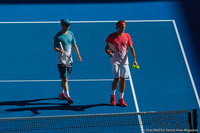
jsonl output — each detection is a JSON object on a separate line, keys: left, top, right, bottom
{"left": 173, "top": 20, "right": 200, "bottom": 108}
{"left": 128, "top": 67, "right": 144, "bottom": 133}
{"left": 0, "top": 79, "right": 130, "bottom": 83}
{"left": 0, "top": 20, "right": 174, "bottom": 24}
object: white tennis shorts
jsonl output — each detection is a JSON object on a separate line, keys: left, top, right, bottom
{"left": 112, "top": 64, "right": 130, "bottom": 78}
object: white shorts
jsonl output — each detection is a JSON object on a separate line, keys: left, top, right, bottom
{"left": 112, "top": 64, "right": 130, "bottom": 78}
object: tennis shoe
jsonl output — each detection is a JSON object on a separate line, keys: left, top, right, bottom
{"left": 59, "top": 92, "right": 67, "bottom": 100}
{"left": 118, "top": 98, "right": 127, "bottom": 107}
{"left": 110, "top": 95, "right": 116, "bottom": 106}
{"left": 67, "top": 97, "right": 73, "bottom": 105}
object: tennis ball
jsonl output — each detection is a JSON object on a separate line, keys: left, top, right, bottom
{"left": 132, "top": 65, "right": 139, "bottom": 69}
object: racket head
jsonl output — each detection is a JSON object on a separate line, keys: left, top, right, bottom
{"left": 108, "top": 42, "right": 117, "bottom": 52}
{"left": 61, "top": 54, "right": 73, "bottom": 67}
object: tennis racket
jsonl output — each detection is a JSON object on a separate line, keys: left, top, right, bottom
{"left": 108, "top": 42, "right": 117, "bottom": 55}
{"left": 59, "top": 41, "right": 73, "bottom": 67}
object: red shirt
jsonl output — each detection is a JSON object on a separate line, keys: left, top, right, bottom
{"left": 106, "top": 32, "right": 133, "bottom": 65}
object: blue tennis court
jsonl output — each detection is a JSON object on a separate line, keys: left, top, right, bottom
{"left": 0, "top": 1, "right": 199, "bottom": 132}
{"left": 0, "top": 20, "right": 198, "bottom": 115}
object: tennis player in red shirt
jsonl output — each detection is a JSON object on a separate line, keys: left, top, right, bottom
{"left": 105, "top": 20, "right": 138, "bottom": 107}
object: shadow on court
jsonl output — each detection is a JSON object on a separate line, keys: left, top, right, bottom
{"left": 0, "top": 98, "right": 110, "bottom": 116}
{"left": 0, "top": 98, "right": 58, "bottom": 107}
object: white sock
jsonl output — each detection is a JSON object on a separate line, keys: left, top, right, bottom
{"left": 112, "top": 90, "right": 116, "bottom": 95}
{"left": 65, "top": 90, "right": 70, "bottom": 98}
{"left": 120, "top": 93, "right": 124, "bottom": 99}
{"left": 60, "top": 87, "right": 64, "bottom": 94}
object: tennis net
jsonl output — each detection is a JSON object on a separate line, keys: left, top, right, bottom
{"left": 0, "top": 109, "right": 197, "bottom": 133}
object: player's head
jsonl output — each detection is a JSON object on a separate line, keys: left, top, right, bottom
{"left": 61, "top": 18, "right": 71, "bottom": 26}
{"left": 61, "top": 18, "right": 71, "bottom": 31}
{"left": 116, "top": 20, "right": 126, "bottom": 33}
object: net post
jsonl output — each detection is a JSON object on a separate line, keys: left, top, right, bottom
{"left": 192, "top": 109, "right": 198, "bottom": 133}
{"left": 188, "top": 112, "right": 192, "bottom": 133}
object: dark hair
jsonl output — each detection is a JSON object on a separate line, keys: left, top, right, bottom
{"left": 116, "top": 20, "right": 126, "bottom": 27}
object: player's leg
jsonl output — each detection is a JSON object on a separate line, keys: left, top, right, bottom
{"left": 58, "top": 64, "right": 67, "bottom": 100}
{"left": 118, "top": 65, "right": 129, "bottom": 107}
{"left": 63, "top": 77, "right": 73, "bottom": 104}
{"left": 63, "top": 77, "right": 69, "bottom": 92}
{"left": 58, "top": 65, "right": 73, "bottom": 104}
{"left": 110, "top": 64, "right": 120, "bottom": 106}
{"left": 119, "top": 77, "right": 125, "bottom": 94}
{"left": 110, "top": 78, "right": 119, "bottom": 106}
{"left": 112, "top": 78, "right": 119, "bottom": 92}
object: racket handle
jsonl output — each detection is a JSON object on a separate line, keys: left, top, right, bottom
{"left": 106, "top": 50, "right": 111, "bottom": 55}
{"left": 59, "top": 42, "right": 64, "bottom": 51}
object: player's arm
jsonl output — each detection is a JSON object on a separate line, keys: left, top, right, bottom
{"left": 54, "top": 47, "right": 65, "bottom": 54}
{"left": 54, "top": 37, "right": 65, "bottom": 54}
{"left": 105, "top": 43, "right": 113, "bottom": 57}
{"left": 72, "top": 44, "right": 82, "bottom": 62}
{"left": 129, "top": 45, "right": 138, "bottom": 66}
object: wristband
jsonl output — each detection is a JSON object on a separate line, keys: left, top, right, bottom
{"left": 106, "top": 50, "right": 111, "bottom": 55}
